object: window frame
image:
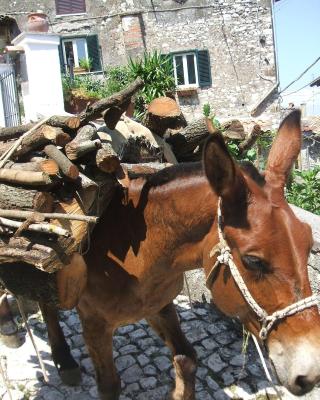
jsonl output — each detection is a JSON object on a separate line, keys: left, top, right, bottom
{"left": 61, "top": 37, "right": 89, "bottom": 69}
{"left": 172, "top": 52, "right": 199, "bottom": 88}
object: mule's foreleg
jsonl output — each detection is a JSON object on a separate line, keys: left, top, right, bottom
{"left": 39, "top": 302, "right": 81, "bottom": 386}
{"left": 147, "top": 302, "right": 197, "bottom": 400}
{"left": 79, "top": 312, "right": 120, "bottom": 400}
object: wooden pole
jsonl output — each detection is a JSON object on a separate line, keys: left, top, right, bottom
{"left": 0, "top": 209, "right": 98, "bottom": 223}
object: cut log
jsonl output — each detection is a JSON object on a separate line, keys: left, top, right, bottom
{"left": 76, "top": 172, "right": 98, "bottom": 213}
{"left": 165, "top": 117, "right": 210, "bottom": 162}
{"left": 71, "top": 124, "right": 97, "bottom": 142}
{"left": 65, "top": 124, "right": 100, "bottom": 161}
{"left": 52, "top": 198, "right": 89, "bottom": 251}
{"left": 238, "top": 124, "right": 261, "bottom": 155}
{"left": 143, "top": 97, "right": 187, "bottom": 137}
{"left": 0, "top": 184, "right": 53, "bottom": 211}
{"left": 65, "top": 139, "right": 101, "bottom": 161}
{"left": 0, "top": 236, "right": 74, "bottom": 272}
{"left": 6, "top": 160, "right": 59, "bottom": 175}
{"left": 221, "top": 120, "right": 246, "bottom": 140}
{"left": 96, "top": 143, "right": 120, "bottom": 173}
{"left": 0, "top": 123, "right": 34, "bottom": 141}
{"left": 46, "top": 115, "right": 80, "bottom": 131}
{"left": 79, "top": 77, "right": 144, "bottom": 125}
{"left": 103, "top": 99, "right": 131, "bottom": 130}
{"left": 0, "top": 169, "right": 53, "bottom": 187}
{"left": 15, "top": 125, "right": 72, "bottom": 158}
{"left": 44, "top": 145, "right": 79, "bottom": 180}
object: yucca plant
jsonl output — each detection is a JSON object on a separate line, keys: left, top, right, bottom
{"left": 128, "top": 51, "right": 176, "bottom": 118}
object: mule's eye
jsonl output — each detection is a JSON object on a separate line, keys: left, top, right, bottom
{"left": 242, "top": 255, "right": 269, "bottom": 273}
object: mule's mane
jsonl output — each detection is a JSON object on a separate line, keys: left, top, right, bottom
{"left": 128, "top": 162, "right": 203, "bottom": 187}
{"left": 129, "top": 160, "right": 265, "bottom": 188}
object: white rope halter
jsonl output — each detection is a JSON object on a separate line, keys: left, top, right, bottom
{"left": 206, "top": 197, "right": 319, "bottom": 340}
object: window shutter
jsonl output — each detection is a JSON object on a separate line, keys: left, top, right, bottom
{"left": 58, "top": 41, "right": 66, "bottom": 73}
{"left": 87, "top": 34, "right": 102, "bottom": 72}
{"left": 197, "top": 50, "right": 212, "bottom": 88}
{"left": 55, "top": 0, "right": 86, "bottom": 15}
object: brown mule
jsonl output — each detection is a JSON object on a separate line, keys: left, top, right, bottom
{"left": 2, "top": 110, "right": 320, "bottom": 399}
{"left": 68, "top": 109, "right": 320, "bottom": 399}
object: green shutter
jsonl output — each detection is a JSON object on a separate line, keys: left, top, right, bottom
{"left": 197, "top": 50, "right": 212, "bottom": 88}
{"left": 87, "top": 34, "right": 102, "bottom": 72}
{"left": 58, "top": 41, "right": 65, "bottom": 73}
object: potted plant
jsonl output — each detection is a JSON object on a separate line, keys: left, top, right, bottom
{"left": 73, "top": 58, "right": 92, "bottom": 74}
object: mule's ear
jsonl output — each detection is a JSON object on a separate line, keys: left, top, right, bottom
{"left": 203, "top": 133, "right": 241, "bottom": 200}
{"left": 265, "top": 109, "right": 301, "bottom": 190}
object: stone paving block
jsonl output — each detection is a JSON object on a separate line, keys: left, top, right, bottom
{"left": 207, "top": 353, "right": 228, "bottom": 373}
{"left": 115, "top": 355, "right": 136, "bottom": 372}
{"left": 154, "top": 356, "right": 171, "bottom": 371}
{"left": 121, "top": 364, "right": 143, "bottom": 384}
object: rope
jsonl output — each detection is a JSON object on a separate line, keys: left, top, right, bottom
{"left": 16, "top": 297, "right": 49, "bottom": 383}
{"left": 0, "top": 356, "right": 12, "bottom": 400}
{"left": 251, "top": 334, "right": 283, "bottom": 400}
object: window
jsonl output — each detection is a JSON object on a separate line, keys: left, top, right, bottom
{"left": 173, "top": 53, "right": 198, "bottom": 87}
{"left": 62, "top": 38, "right": 88, "bottom": 68}
{"left": 172, "top": 50, "right": 212, "bottom": 88}
{"left": 55, "top": 0, "right": 86, "bottom": 16}
{"left": 59, "top": 35, "right": 102, "bottom": 73}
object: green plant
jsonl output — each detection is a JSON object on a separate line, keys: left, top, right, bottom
{"left": 286, "top": 167, "right": 320, "bottom": 215}
{"left": 128, "top": 51, "right": 176, "bottom": 118}
{"left": 79, "top": 57, "right": 92, "bottom": 71}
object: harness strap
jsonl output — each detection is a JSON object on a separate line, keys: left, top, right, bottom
{"left": 206, "top": 197, "right": 319, "bottom": 340}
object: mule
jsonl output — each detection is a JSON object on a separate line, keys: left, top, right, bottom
{"left": 2, "top": 110, "right": 320, "bottom": 399}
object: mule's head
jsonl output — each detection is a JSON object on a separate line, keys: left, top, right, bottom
{"left": 203, "top": 110, "right": 320, "bottom": 395}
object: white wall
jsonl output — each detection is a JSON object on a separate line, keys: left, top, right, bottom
{"left": 12, "top": 32, "right": 65, "bottom": 122}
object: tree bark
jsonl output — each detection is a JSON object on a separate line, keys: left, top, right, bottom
{"left": 102, "top": 99, "right": 131, "bottom": 130}
{"left": 96, "top": 143, "right": 120, "bottom": 173}
{"left": 143, "top": 97, "right": 187, "bottom": 137}
{"left": 44, "top": 145, "right": 79, "bottom": 180}
{"left": 15, "top": 125, "right": 72, "bottom": 159}
{"left": 0, "top": 123, "right": 35, "bottom": 141}
{"left": 65, "top": 139, "right": 101, "bottom": 161}
{"left": 238, "top": 124, "right": 261, "bottom": 155}
{"left": 0, "top": 169, "right": 54, "bottom": 187}
{"left": 0, "top": 184, "right": 53, "bottom": 211}
{"left": 46, "top": 115, "right": 80, "bottom": 131}
{"left": 79, "top": 77, "right": 144, "bottom": 125}
{"left": 165, "top": 117, "right": 210, "bottom": 162}
{"left": 6, "top": 160, "right": 59, "bottom": 175}
{"left": 0, "top": 236, "right": 74, "bottom": 272}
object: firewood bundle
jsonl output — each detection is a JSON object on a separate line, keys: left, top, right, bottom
{"left": 0, "top": 77, "right": 158, "bottom": 273}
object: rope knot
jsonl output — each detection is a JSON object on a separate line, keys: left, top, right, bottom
{"left": 217, "top": 247, "right": 231, "bottom": 265}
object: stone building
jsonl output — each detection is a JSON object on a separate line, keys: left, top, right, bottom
{"left": 0, "top": 0, "right": 279, "bottom": 120}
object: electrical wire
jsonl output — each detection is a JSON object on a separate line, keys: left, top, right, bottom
{"left": 279, "top": 56, "right": 320, "bottom": 94}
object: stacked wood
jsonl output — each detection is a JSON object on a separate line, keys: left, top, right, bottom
{"left": 143, "top": 97, "right": 187, "bottom": 137}
{"left": 0, "top": 77, "right": 147, "bottom": 273}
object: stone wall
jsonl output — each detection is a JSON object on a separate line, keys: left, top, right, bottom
{"left": 1, "top": 0, "right": 280, "bottom": 121}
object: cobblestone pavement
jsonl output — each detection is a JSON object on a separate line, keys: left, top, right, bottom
{"left": 1, "top": 295, "right": 319, "bottom": 400}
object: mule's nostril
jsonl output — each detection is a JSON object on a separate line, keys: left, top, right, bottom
{"left": 295, "top": 375, "right": 313, "bottom": 394}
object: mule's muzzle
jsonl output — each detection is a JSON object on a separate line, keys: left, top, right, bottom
{"left": 269, "top": 336, "right": 320, "bottom": 396}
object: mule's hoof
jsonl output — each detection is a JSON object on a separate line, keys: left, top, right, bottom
{"left": 59, "top": 367, "right": 82, "bottom": 386}
{"left": 173, "top": 354, "right": 197, "bottom": 379}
